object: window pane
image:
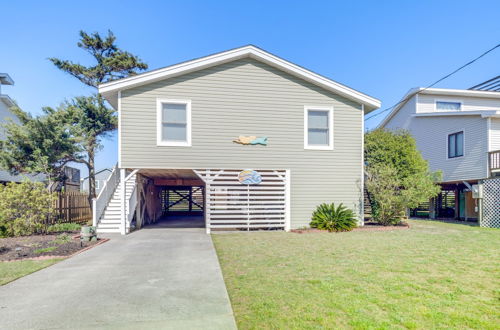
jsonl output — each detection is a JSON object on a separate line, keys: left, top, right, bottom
{"left": 308, "top": 128, "right": 329, "bottom": 145}
{"left": 437, "top": 101, "right": 461, "bottom": 111}
{"left": 308, "top": 110, "right": 329, "bottom": 129}
{"left": 456, "top": 132, "right": 464, "bottom": 156}
{"left": 449, "top": 134, "right": 456, "bottom": 157}
{"left": 163, "top": 103, "right": 186, "bottom": 123}
{"left": 162, "top": 123, "right": 186, "bottom": 141}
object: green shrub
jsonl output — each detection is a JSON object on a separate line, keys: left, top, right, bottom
{"left": 47, "top": 223, "right": 81, "bottom": 233}
{"left": 310, "top": 203, "right": 357, "bottom": 232}
{"left": 0, "top": 180, "right": 57, "bottom": 237}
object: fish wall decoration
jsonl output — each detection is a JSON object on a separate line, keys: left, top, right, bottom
{"left": 233, "top": 136, "right": 268, "bottom": 146}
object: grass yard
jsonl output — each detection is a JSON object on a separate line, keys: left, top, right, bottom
{"left": 213, "top": 220, "right": 500, "bottom": 329}
{"left": 0, "top": 259, "right": 62, "bottom": 285}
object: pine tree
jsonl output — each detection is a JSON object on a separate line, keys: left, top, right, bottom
{"left": 48, "top": 30, "right": 147, "bottom": 202}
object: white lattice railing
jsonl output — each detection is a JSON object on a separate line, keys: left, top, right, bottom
{"left": 126, "top": 184, "right": 137, "bottom": 230}
{"left": 194, "top": 169, "right": 290, "bottom": 234}
{"left": 92, "top": 164, "right": 119, "bottom": 226}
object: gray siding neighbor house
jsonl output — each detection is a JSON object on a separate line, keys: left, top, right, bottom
{"left": 95, "top": 45, "right": 381, "bottom": 234}
{"left": 81, "top": 168, "right": 112, "bottom": 195}
{"left": 380, "top": 85, "right": 500, "bottom": 222}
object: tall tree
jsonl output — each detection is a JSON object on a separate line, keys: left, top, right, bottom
{"left": 63, "top": 96, "right": 117, "bottom": 205}
{"left": 48, "top": 30, "right": 147, "bottom": 202}
{"left": 49, "top": 30, "right": 148, "bottom": 88}
{"left": 0, "top": 106, "right": 82, "bottom": 187}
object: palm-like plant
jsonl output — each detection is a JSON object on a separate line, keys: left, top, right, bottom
{"left": 310, "top": 203, "right": 357, "bottom": 232}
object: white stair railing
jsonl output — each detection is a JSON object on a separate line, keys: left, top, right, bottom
{"left": 92, "top": 164, "right": 119, "bottom": 226}
{"left": 126, "top": 184, "right": 137, "bottom": 231}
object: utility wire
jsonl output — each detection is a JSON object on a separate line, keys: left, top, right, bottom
{"left": 365, "top": 42, "right": 500, "bottom": 122}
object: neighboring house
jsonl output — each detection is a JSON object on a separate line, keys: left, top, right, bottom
{"left": 0, "top": 73, "right": 44, "bottom": 184}
{"left": 81, "top": 168, "right": 112, "bottom": 195}
{"left": 95, "top": 45, "right": 381, "bottom": 234}
{"left": 380, "top": 81, "right": 500, "bottom": 221}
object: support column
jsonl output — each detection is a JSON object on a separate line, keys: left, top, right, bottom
{"left": 120, "top": 169, "right": 126, "bottom": 235}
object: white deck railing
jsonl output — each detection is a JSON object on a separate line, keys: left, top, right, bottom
{"left": 92, "top": 164, "right": 119, "bottom": 226}
{"left": 126, "top": 184, "right": 137, "bottom": 231}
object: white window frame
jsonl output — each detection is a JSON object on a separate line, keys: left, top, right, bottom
{"left": 446, "top": 130, "right": 465, "bottom": 160}
{"left": 435, "top": 99, "right": 463, "bottom": 112}
{"left": 156, "top": 98, "right": 192, "bottom": 147}
{"left": 304, "top": 106, "right": 334, "bottom": 150}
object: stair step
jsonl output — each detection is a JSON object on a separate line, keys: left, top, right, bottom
{"left": 96, "top": 228, "right": 121, "bottom": 233}
{"left": 97, "top": 223, "right": 122, "bottom": 229}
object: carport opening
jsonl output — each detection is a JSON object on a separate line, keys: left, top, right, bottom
{"left": 136, "top": 169, "right": 206, "bottom": 229}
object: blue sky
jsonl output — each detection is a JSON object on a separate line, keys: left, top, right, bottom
{"left": 2, "top": 0, "right": 499, "bottom": 176}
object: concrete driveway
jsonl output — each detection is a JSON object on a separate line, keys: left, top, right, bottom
{"left": 0, "top": 221, "right": 237, "bottom": 329}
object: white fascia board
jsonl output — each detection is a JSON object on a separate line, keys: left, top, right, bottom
{"left": 0, "top": 73, "right": 14, "bottom": 85}
{"left": 378, "top": 87, "right": 421, "bottom": 128}
{"left": 419, "top": 88, "right": 500, "bottom": 99}
{"left": 99, "top": 45, "right": 381, "bottom": 111}
{"left": 411, "top": 110, "right": 500, "bottom": 118}
{"left": 0, "top": 95, "right": 15, "bottom": 107}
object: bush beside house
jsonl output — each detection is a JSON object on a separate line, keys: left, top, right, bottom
{"left": 0, "top": 181, "right": 56, "bottom": 237}
{"left": 365, "top": 129, "right": 441, "bottom": 225}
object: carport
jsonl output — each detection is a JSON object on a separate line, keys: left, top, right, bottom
{"left": 131, "top": 168, "right": 290, "bottom": 234}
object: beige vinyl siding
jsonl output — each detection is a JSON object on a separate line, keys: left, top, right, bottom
{"left": 120, "top": 58, "right": 363, "bottom": 228}
{"left": 417, "top": 94, "right": 500, "bottom": 113}
{"left": 490, "top": 118, "right": 500, "bottom": 151}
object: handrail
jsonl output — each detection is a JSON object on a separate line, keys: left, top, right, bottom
{"left": 126, "top": 183, "right": 137, "bottom": 230}
{"left": 92, "top": 163, "right": 120, "bottom": 226}
{"left": 489, "top": 150, "right": 500, "bottom": 174}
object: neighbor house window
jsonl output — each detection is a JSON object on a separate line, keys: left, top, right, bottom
{"left": 156, "top": 99, "right": 191, "bottom": 146}
{"left": 304, "top": 106, "right": 333, "bottom": 150}
{"left": 95, "top": 180, "right": 100, "bottom": 190}
{"left": 448, "top": 131, "right": 464, "bottom": 158}
{"left": 436, "top": 101, "right": 462, "bottom": 111}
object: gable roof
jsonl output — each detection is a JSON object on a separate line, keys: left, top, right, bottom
{"left": 98, "top": 45, "right": 381, "bottom": 111}
{"left": 379, "top": 87, "right": 500, "bottom": 128}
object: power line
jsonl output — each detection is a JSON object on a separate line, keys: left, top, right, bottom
{"left": 365, "top": 42, "right": 500, "bottom": 122}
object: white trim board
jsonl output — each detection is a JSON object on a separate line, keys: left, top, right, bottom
{"left": 156, "top": 98, "right": 192, "bottom": 147}
{"left": 99, "top": 45, "right": 381, "bottom": 111}
{"left": 303, "top": 105, "right": 334, "bottom": 150}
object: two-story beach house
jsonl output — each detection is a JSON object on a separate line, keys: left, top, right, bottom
{"left": 380, "top": 80, "right": 500, "bottom": 221}
{"left": 95, "top": 45, "right": 381, "bottom": 234}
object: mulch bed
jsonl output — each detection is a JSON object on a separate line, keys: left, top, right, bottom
{"left": 0, "top": 231, "right": 107, "bottom": 261}
{"left": 292, "top": 222, "right": 410, "bottom": 234}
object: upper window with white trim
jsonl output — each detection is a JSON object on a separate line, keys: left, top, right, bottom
{"left": 304, "top": 106, "right": 333, "bottom": 150}
{"left": 436, "top": 101, "right": 462, "bottom": 111}
{"left": 157, "top": 99, "right": 191, "bottom": 146}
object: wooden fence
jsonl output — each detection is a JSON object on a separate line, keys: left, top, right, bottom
{"left": 52, "top": 191, "right": 92, "bottom": 224}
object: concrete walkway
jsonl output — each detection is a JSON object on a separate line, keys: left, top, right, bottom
{"left": 0, "top": 220, "right": 236, "bottom": 329}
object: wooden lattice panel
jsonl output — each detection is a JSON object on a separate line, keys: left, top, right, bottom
{"left": 482, "top": 178, "right": 500, "bottom": 228}
{"left": 194, "top": 169, "right": 289, "bottom": 232}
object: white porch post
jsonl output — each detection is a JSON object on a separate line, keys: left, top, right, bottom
{"left": 120, "top": 168, "right": 126, "bottom": 235}
{"left": 285, "top": 170, "right": 291, "bottom": 231}
{"left": 92, "top": 199, "right": 97, "bottom": 227}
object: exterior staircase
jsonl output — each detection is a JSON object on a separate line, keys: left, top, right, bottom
{"left": 96, "top": 174, "right": 136, "bottom": 233}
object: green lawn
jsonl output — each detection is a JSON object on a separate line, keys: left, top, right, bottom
{"left": 213, "top": 220, "right": 500, "bottom": 329}
{"left": 0, "top": 258, "right": 62, "bottom": 285}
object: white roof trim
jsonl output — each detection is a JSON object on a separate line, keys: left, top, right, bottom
{"left": 0, "top": 73, "right": 14, "bottom": 86}
{"left": 379, "top": 87, "right": 500, "bottom": 128}
{"left": 412, "top": 110, "right": 500, "bottom": 118}
{"left": 98, "top": 45, "right": 381, "bottom": 111}
{"left": 0, "top": 95, "right": 15, "bottom": 107}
